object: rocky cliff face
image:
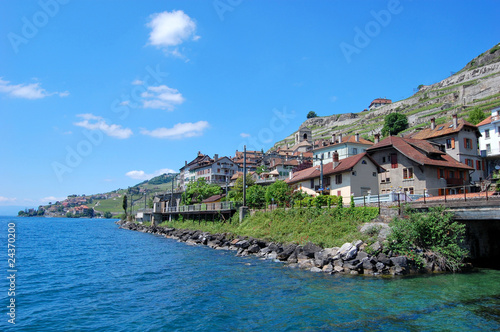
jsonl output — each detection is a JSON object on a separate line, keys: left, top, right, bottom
{"left": 274, "top": 43, "right": 500, "bottom": 149}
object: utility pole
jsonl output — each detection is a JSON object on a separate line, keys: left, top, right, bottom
{"left": 171, "top": 174, "right": 174, "bottom": 211}
{"left": 243, "top": 145, "right": 247, "bottom": 206}
{"left": 320, "top": 155, "right": 324, "bottom": 193}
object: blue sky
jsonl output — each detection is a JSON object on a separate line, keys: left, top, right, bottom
{"left": 0, "top": 0, "right": 498, "bottom": 214}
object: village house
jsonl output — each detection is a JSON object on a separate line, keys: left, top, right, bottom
{"left": 367, "top": 135, "right": 474, "bottom": 196}
{"left": 286, "top": 152, "right": 385, "bottom": 199}
{"left": 191, "top": 154, "right": 238, "bottom": 185}
{"left": 369, "top": 98, "right": 392, "bottom": 110}
{"left": 406, "top": 114, "right": 483, "bottom": 183}
{"left": 179, "top": 152, "right": 212, "bottom": 190}
{"left": 313, "top": 133, "right": 373, "bottom": 166}
{"left": 232, "top": 150, "right": 263, "bottom": 172}
{"left": 477, "top": 106, "right": 500, "bottom": 177}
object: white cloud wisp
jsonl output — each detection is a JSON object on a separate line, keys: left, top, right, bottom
{"left": 141, "top": 85, "right": 185, "bottom": 110}
{"left": 141, "top": 121, "right": 209, "bottom": 139}
{"left": 74, "top": 114, "right": 133, "bottom": 139}
{"left": 126, "top": 168, "right": 176, "bottom": 181}
{"left": 0, "top": 78, "right": 69, "bottom": 99}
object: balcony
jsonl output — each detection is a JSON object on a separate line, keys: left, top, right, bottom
{"left": 446, "top": 178, "right": 464, "bottom": 186}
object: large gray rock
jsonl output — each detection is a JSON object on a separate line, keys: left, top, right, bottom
{"left": 311, "top": 267, "right": 322, "bottom": 273}
{"left": 375, "top": 262, "right": 385, "bottom": 271}
{"left": 377, "top": 252, "right": 391, "bottom": 265}
{"left": 343, "top": 245, "right": 358, "bottom": 261}
{"left": 390, "top": 256, "right": 408, "bottom": 268}
{"left": 302, "top": 242, "right": 322, "bottom": 258}
{"left": 236, "top": 240, "right": 250, "bottom": 249}
{"left": 356, "top": 251, "right": 369, "bottom": 261}
{"left": 322, "top": 263, "right": 334, "bottom": 273}
{"left": 247, "top": 244, "right": 260, "bottom": 254}
{"left": 353, "top": 240, "right": 363, "bottom": 249}
{"left": 369, "top": 241, "right": 382, "bottom": 254}
{"left": 338, "top": 242, "right": 353, "bottom": 256}
{"left": 277, "top": 244, "right": 298, "bottom": 261}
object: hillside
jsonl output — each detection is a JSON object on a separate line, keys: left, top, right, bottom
{"left": 40, "top": 173, "right": 178, "bottom": 218}
{"left": 274, "top": 42, "right": 500, "bottom": 148}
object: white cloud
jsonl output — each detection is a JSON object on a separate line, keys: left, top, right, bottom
{"left": 141, "top": 85, "right": 185, "bottom": 110}
{"left": 141, "top": 121, "right": 209, "bottom": 139}
{"left": 126, "top": 168, "right": 176, "bottom": 181}
{"left": 119, "top": 100, "right": 130, "bottom": 106}
{"left": 74, "top": 113, "right": 133, "bottom": 139}
{"left": 240, "top": 133, "right": 251, "bottom": 138}
{"left": 0, "top": 196, "right": 17, "bottom": 203}
{"left": 330, "top": 96, "right": 338, "bottom": 102}
{"left": 146, "top": 10, "right": 199, "bottom": 57}
{"left": 132, "top": 79, "right": 144, "bottom": 85}
{"left": 0, "top": 78, "right": 69, "bottom": 99}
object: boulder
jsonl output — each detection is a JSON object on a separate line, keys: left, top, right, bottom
{"left": 362, "top": 259, "right": 374, "bottom": 270}
{"left": 390, "top": 256, "right": 408, "bottom": 268}
{"left": 353, "top": 240, "right": 364, "bottom": 249}
{"left": 287, "top": 252, "right": 298, "bottom": 264}
{"left": 377, "top": 253, "right": 391, "bottom": 265}
{"left": 338, "top": 243, "right": 353, "bottom": 256}
{"left": 277, "top": 244, "right": 298, "bottom": 261}
{"left": 247, "top": 244, "right": 260, "bottom": 254}
{"left": 375, "top": 262, "right": 385, "bottom": 271}
{"left": 334, "top": 265, "right": 344, "bottom": 273}
{"left": 322, "top": 263, "right": 334, "bottom": 273}
{"left": 298, "top": 258, "right": 314, "bottom": 270}
{"left": 236, "top": 240, "right": 250, "bottom": 249}
{"left": 356, "top": 251, "right": 369, "bottom": 261}
{"left": 302, "top": 242, "right": 322, "bottom": 258}
{"left": 343, "top": 246, "right": 358, "bottom": 261}
{"left": 311, "top": 267, "right": 323, "bottom": 273}
{"left": 369, "top": 241, "right": 382, "bottom": 254}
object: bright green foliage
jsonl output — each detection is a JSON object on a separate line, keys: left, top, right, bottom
{"left": 161, "top": 207, "right": 379, "bottom": 248}
{"left": 350, "top": 195, "right": 355, "bottom": 208}
{"left": 381, "top": 113, "right": 408, "bottom": 136}
{"left": 265, "top": 180, "right": 291, "bottom": 206}
{"left": 246, "top": 185, "right": 266, "bottom": 208}
{"left": 229, "top": 176, "right": 256, "bottom": 202}
{"left": 255, "top": 165, "right": 269, "bottom": 174}
{"left": 307, "top": 111, "right": 318, "bottom": 119}
{"left": 182, "top": 178, "right": 222, "bottom": 205}
{"left": 467, "top": 107, "right": 487, "bottom": 125}
{"left": 388, "top": 206, "right": 468, "bottom": 271}
{"left": 493, "top": 171, "right": 500, "bottom": 192}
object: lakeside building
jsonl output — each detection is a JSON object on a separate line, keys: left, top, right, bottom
{"left": 406, "top": 114, "right": 483, "bottom": 183}
{"left": 179, "top": 152, "right": 212, "bottom": 190}
{"left": 191, "top": 154, "right": 238, "bottom": 185}
{"left": 477, "top": 106, "right": 500, "bottom": 178}
{"left": 312, "top": 133, "right": 373, "bottom": 166}
{"left": 286, "top": 152, "right": 385, "bottom": 199}
{"left": 366, "top": 136, "right": 474, "bottom": 196}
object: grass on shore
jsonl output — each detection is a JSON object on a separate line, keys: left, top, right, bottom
{"left": 158, "top": 207, "right": 379, "bottom": 248}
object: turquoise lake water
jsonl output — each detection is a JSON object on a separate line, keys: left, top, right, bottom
{"left": 0, "top": 216, "right": 499, "bottom": 331}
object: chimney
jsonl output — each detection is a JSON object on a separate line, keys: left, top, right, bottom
{"left": 289, "top": 170, "right": 293, "bottom": 180}
{"left": 355, "top": 133, "right": 360, "bottom": 142}
{"left": 430, "top": 118, "right": 436, "bottom": 130}
{"left": 374, "top": 133, "right": 380, "bottom": 144}
{"left": 338, "top": 133, "right": 343, "bottom": 143}
{"left": 452, "top": 114, "right": 458, "bottom": 129}
{"left": 332, "top": 151, "right": 339, "bottom": 168}
{"left": 331, "top": 133, "right": 336, "bottom": 144}
{"left": 185, "top": 161, "right": 187, "bottom": 166}
{"left": 214, "top": 154, "right": 218, "bottom": 160}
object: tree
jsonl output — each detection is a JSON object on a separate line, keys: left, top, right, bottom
{"left": 122, "top": 194, "right": 128, "bottom": 217}
{"left": 246, "top": 185, "right": 266, "bottom": 208}
{"left": 182, "top": 178, "right": 221, "bottom": 205}
{"left": 229, "top": 176, "right": 256, "bottom": 202}
{"left": 265, "top": 180, "right": 291, "bottom": 206}
{"left": 381, "top": 113, "right": 408, "bottom": 137}
{"left": 307, "top": 111, "right": 318, "bottom": 119}
{"left": 467, "top": 107, "right": 487, "bottom": 125}
{"left": 104, "top": 211, "right": 113, "bottom": 219}
{"left": 255, "top": 165, "right": 269, "bottom": 175}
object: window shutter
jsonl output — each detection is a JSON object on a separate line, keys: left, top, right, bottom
{"left": 476, "top": 160, "right": 480, "bottom": 170}
{"left": 464, "top": 138, "right": 467, "bottom": 148}
{"left": 391, "top": 153, "right": 398, "bottom": 168}
{"left": 451, "top": 138, "right": 455, "bottom": 149}
{"left": 482, "top": 160, "right": 486, "bottom": 171}
{"left": 437, "top": 168, "right": 440, "bottom": 178}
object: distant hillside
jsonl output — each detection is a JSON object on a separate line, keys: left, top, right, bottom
{"left": 274, "top": 42, "right": 500, "bottom": 149}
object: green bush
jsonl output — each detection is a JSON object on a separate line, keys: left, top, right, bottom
{"left": 388, "top": 206, "right": 468, "bottom": 271}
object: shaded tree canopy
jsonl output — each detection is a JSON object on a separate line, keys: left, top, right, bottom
{"left": 307, "top": 111, "right": 318, "bottom": 119}
{"left": 382, "top": 113, "right": 408, "bottom": 136}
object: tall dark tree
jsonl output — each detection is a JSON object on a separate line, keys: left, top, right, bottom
{"left": 382, "top": 113, "right": 408, "bottom": 137}
{"left": 122, "top": 194, "right": 128, "bottom": 217}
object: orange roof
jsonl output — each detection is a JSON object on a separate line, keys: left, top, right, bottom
{"left": 370, "top": 98, "right": 392, "bottom": 107}
{"left": 407, "top": 119, "right": 479, "bottom": 140}
{"left": 476, "top": 115, "right": 492, "bottom": 127}
{"left": 313, "top": 135, "right": 373, "bottom": 152}
{"left": 368, "top": 136, "right": 474, "bottom": 170}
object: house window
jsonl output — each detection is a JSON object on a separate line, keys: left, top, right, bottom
{"left": 439, "top": 169, "right": 444, "bottom": 178}
{"left": 328, "top": 152, "right": 331, "bottom": 158}
{"left": 403, "top": 167, "right": 414, "bottom": 179}
{"left": 404, "top": 187, "right": 414, "bottom": 195}
{"left": 353, "top": 148, "right": 358, "bottom": 154}
{"left": 486, "top": 144, "right": 491, "bottom": 154}
{"left": 335, "top": 174, "right": 342, "bottom": 184}
{"left": 485, "top": 129, "right": 490, "bottom": 139}
{"left": 446, "top": 139, "right": 452, "bottom": 149}
{"left": 390, "top": 153, "right": 398, "bottom": 168}
{"left": 465, "top": 159, "right": 473, "bottom": 167}
{"left": 449, "top": 170, "right": 455, "bottom": 179}
{"left": 362, "top": 160, "right": 367, "bottom": 164}
{"left": 372, "top": 172, "right": 377, "bottom": 177}
{"left": 310, "top": 179, "right": 314, "bottom": 188}
{"left": 337, "top": 190, "right": 341, "bottom": 196}
{"left": 476, "top": 160, "right": 481, "bottom": 170}
{"left": 352, "top": 171, "right": 357, "bottom": 176}
{"left": 464, "top": 138, "right": 472, "bottom": 149}
{"left": 382, "top": 157, "right": 386, "bottom": 163}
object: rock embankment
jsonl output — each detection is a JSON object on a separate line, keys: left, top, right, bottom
{"left": 119, "top": 221, "right": 445, "bottom": 276}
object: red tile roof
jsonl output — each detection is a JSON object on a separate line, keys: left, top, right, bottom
{"left": 406, "top": 119, "right": 479, "bottom": 140}
{"left": 286, "top": 153, "right": 383, "bottom": 184}
{"left": 476, "top": 115, "right": 492, "bottom": 127}
{"left": 369, "top": 98, "right": 392, "bottom": 107}
{"left": 367, "top": 136, "right": 474, "bottom": 170}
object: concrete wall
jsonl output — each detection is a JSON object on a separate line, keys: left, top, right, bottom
{"left": 462, "top": 219, "right": 500, "bottom": 268}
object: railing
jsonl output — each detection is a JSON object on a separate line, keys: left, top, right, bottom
{"left": 162, "top": 201, "right": 242, "bottom": 213}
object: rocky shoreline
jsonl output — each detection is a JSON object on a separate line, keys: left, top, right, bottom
{"left": 118, "top": 221, "right": 450, "bottom": 276}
